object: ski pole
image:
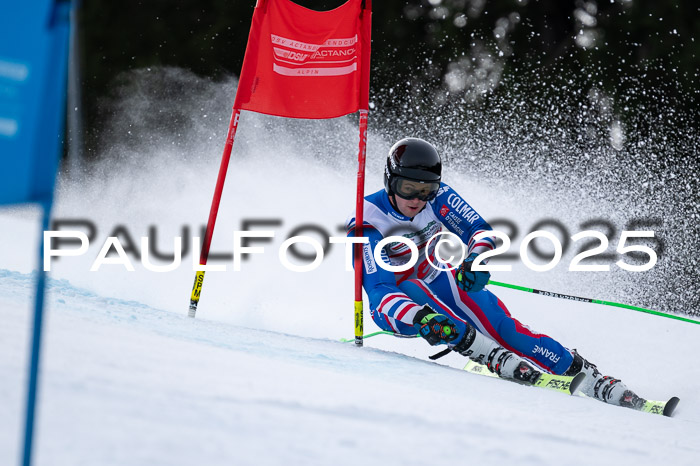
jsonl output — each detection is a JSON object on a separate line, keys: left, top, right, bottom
{"left": 487, "top": 280, "right": 700, "bottom": 325}
{"left": 340, "top": 331, "right": 418, "bottom": 343}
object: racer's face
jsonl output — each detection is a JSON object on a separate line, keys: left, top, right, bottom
{"left": 394, "top": 194, "right": 426, "bottom": 217}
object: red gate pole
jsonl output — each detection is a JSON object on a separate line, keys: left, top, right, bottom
{"left": 353, "top": 109, "right": 368, "bottom": 345}
{"left": 188, "top": 107, "right": 241, "bottom": 318}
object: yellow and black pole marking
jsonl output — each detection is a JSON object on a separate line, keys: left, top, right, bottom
{"left": 354, "top": 300, "right": 364, "bottom": 345}
{"left": 188, "top": 270, "right": 206, "bottom": 318}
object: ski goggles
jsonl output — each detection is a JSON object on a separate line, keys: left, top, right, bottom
{"left": 391, "top": 177, "right": 440, "bottom": 201}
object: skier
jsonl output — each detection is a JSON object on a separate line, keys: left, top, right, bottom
{"left": 346, "top": 137, "right": 639, "bottom": 408}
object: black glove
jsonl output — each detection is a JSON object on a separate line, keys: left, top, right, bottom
{"left": 412, "top": 306, "right": 461, "bottom": 346}
{"left": 456, "top": 252, "right": 490, "bottom": 293}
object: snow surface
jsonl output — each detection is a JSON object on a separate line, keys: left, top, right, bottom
{"left": 1, "top": 267, "right": 699, "bottom": 466}
{"left": 2, "top": 70, "right": 699, "bottom": 465}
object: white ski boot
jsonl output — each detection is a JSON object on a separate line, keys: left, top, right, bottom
{"left": 564, "top": 350, "right": 645, "bottom": 409}
{"left": 452, "top": 324, "right": 541, "bottom": 384}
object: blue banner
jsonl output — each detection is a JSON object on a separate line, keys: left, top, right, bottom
{"left": 0, "top": 0, "right": 71, "bottom": 206}
{"left": 0, "top": 2, "right": 72, "bottom": 465}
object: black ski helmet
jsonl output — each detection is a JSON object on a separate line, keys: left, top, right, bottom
{"left": 384, "top": 137, "right": 442, "bottom": 201}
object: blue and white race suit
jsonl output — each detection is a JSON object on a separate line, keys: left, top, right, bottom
{"left": 347, "top": 183, "right": 573, "bottom": 374}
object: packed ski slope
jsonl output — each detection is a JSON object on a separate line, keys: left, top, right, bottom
{"left": 1, "top": 265, "right": 699, "bottom": 466}
{"left": 2, "top": 70, "right": 699, "bottom": 465}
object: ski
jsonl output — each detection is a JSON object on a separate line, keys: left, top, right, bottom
{"left": 601, "top": 394, "right": 679, "bottom": 417}
{"left": 575, "top": 392, "right": 680, "bottom": 417}
{"left": 641, "top": 396, "right": 680, "bottom": 417}
{"left": 463, "top": 359, "right": 586, "bottom": 395}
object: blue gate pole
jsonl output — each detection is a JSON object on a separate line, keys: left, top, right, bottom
{"left": 21, "top": 199, "right": 53, "bottom": 466}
